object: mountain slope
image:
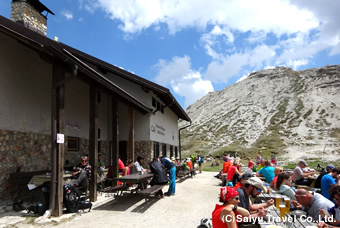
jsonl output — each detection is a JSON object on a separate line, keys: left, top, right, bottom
{"left": 180, "top": 65, "right": 340, "bottom": 162}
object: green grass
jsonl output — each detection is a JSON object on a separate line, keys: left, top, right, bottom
{"left": 202, "top": 161, "right": 223, "bottom": 172}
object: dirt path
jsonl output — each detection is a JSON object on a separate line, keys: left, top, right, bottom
{"left": 10, "top": 171, "right": 221, "bottom": 228}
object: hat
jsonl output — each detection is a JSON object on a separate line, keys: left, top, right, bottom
{"left": 176, "top": 157, "right": 180, "bottom": 160}
{"left": 220, "top": 186, "right": 239, "bottom": 202}
{"left": 326, "top": 164, "right": 335, "bottom": 171}
{"left": 242, "top": 177, "right": 267, "bottom": 193}
{"left": 186, "top": 158, "right": 191, "bottom": 162}
{"left": 224, "top": 156, "right": 229, "bottom": 161}
{"left": 171, "top": 157, "right": 175, "bottom": 161}
{"left": 271, "top": 159, "right": 277, "bottom": 163}
{"left": 298, "top": 160, "right": 308, "bottom": 166}
{"left": 240, "top": 173, "right": 253, "bottom": 180}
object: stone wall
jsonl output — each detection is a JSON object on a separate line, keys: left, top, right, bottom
{"left": 135, "top": 141, "right": 153, "bottom": 168}
{"left": 0, "top": 129, "right": 111, "bottom": 200}
{"left": 11, "top": 1, "right": 47, "bottom": 36}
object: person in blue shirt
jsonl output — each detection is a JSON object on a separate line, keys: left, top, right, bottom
{"left": 161, "top": 157, "right": 176, "bottom": 196}
{"left": 256, "top": 160, "right": 275, "bottom": 183}
{"left": 321, "top": 168, "right": 340, "bottom": 199}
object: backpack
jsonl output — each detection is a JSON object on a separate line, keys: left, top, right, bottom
{"left": 63, "top": 184, "right": 81, "bottom": 213}
{"left": 27, "top": 181, "right": 50, "bottom": 216}
{"left": 200, "top": 218, "right": 212, "bottom": 228}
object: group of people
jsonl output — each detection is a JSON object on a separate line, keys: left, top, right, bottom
{"left": 213, "top": 154, "right": 340, "bottom": 227}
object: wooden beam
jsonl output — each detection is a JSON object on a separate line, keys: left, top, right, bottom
{"left": 111, "top": 97, "right": 119, "bottom": 186}
{"left": 51, "top": 64, "right": 65, "bottom": 217}
{"left": 89, "top": 85, "right": 98, "bottom": 202}
{"left": 128, "top": 107, "right": 134, "bottom": 161}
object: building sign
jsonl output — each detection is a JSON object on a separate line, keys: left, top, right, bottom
{"left": 151, "top": 123, "right": 165, "bottom": 136}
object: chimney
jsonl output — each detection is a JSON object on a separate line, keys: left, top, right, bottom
{"left": 11, "top": 0, "right": 54, "bottom": 36}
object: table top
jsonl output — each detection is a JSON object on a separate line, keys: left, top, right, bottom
{"left": 27, "top": 173, "right": 72, "bottom": 190}
{"left": 258, "top": 206, "right": 318, "bottom": 228}
{"left": 114, "top": 172, "right": 154, "bottom": 183}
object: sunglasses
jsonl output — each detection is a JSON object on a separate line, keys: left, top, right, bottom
{"left": 279, "top": 170, "right": 284, "bottom": 172}
{"left": 234, "top": 197, "right": 240, "bottom": 200}
{"left": 254, "top": 187, "right": 262, "bottom": 193}
{"left": 81, "top": 160, "right": 87, "bottom": 162}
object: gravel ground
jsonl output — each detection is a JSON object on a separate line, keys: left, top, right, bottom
{"left": 3, "top": 171, "right": 221, "bottom": 228}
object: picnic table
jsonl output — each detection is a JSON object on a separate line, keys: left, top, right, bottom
{"left": 110, "top": 172, "right": 154, "bottom": 197}
{"left": 27, "top": 173, "right": 72, "bottom": 190}
{"left": 257, "top": 205, "right": 318, "bottom": 228}
{"left": 308, "top": 175, "right": 319, "bottom": 188}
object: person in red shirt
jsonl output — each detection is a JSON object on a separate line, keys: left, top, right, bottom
{"left": 226, "top": 159, "right": 241, "bottom": 183}
{"left": 270, "top": 166, "right": 283, "bottom": 190}
{"left": 212, "top": 186, "right": 250, "bottom": 228}
{"left": 233, "top": 173, "right": 253, "bottom": 190}
{"left": 223, "top": 157, "right": 232, "bottom": 174}
{"left": 186, "top": 158, "right": 193, "bottom": 171}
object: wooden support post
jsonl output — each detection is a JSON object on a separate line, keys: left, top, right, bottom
{"left": 111, "top": 97, "right": 119, "bottom": 186}
{"left": 128, "top": 106, "right": 134, "bottom": 161}
{"left": 89, "top": 85, "right": 98, "bottom": 202}
{"left": 51, "top": 64, "right": 65, "bottom": 217}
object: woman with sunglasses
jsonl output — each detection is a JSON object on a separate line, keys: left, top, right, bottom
{"left": 276, "top": 172, "right": 296, "bottom": 201}
{"left": 212, "top": 186, "right": 250, "bottom": 228}
{"left": 270, "top": 166, "right": 283, "bottom": 190}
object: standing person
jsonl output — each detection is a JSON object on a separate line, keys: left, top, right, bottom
{"left": 321, "top": 167, "right": 340, "bottom": 200}
{"left": 71, "top": 156, "right": 92, "bottom": 189}
{"left": 247, "top": 157, "right": 254, "bottom": 170}
{"left": 293, "top": 160, "right": 316, "bottom": 186}
{"left": 149, "top": 157, "right": 168, "bottom": 198}
{"left": 161, "top": 156, "right": 176, "bottom": 196}
{"left": 256, "top": 151, "right": 262, "bottom": 166}
{"left": 197, "top": 154, "right": 203, "bottom": 173}
{"left": 212, "top": 186, "right": 250, "bottom": 228}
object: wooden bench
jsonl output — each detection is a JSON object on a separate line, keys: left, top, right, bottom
{"left": 139, "top": 184, "right": 166, "bottom": 201}
{"left": 99, "top": 185, "right": 127, "bottom": 198}
{"left": 177, "top": 170, "right": 190, "bottom": 178}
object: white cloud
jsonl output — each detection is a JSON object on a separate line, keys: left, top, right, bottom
{"left": 61, "top": 10, "right": 73, "bottom": 20}
{"left": 154, "top": 56, "right": 213, "bottom": 108}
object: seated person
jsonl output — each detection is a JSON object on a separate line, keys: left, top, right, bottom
{"left": 321, "top": 167, "right": 340, "bottom": 200}
{"left": 292, "top": 188, "right": 334, "bottom": 221}
{"left": 212, "top": 186, "right": 250, "bottom": 227}
{"left": 132, "top": 156, "right": 150, "bottom": 174}
{"left": 233, "top": 173, "right": 253, "bottom": 190}
{"left": 270, "top": 166, "right": 283, "bottom": 190}
{"left": 256, "top": 160, "right": 275, "bottom": 183}
{"left": 276, "top": 172, "right": 296, "bottom": 208}
{"left": 236, "top": 177, "right": 274, "bottom": 218}
{"left": 270, "top": 158, "right": 277, "bottom": 167}
{"left": 122, "top": 159, "right": 133, "bottom": 176}
{"left": 256, "top": 159, "right": 266, "bottom": 171}
{"left": 315, "top": 164, "right": 334, "bottom": 189}
{"left": 227, "top": 159, "right": 241, "bottom": 184}
{"left": 293, "top": 160, "right": 316, "bottom": 186}
{"left": 247, "top": 157, "right": 254, "bottom": 170}
{"left": 118, "top": 155, "right": 125, "bottom": 173}
{"left": 319, "top": 185, "right": 340, "bottom": 227}
{"left": 71, "top": 156, "right": 92, "bottom": 189}
{"left": 186, "top": 158, "right": 193, "bottom": 171}
{"left": 223, "top": 156, "right": 232, "bottom": 174}
{"left": 149, "top": 157, "right": 168, "bottom": 198}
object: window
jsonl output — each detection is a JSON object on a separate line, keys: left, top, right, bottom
{"left": 162, "top": 143, "right": 167, "bottom": 157}
{"left": 67, "top": 137, "right": 79, "bottom": 151}
{"left": 170, "top": 145, "right": 173, "bottom": 158}
{"left": 153, "top": 142, "right": 160, "bottom": 158}
{"left": 152, "top": 97, "right": 156, "bottom": 108}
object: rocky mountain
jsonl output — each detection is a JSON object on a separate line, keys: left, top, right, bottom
{"left": 180, "top": 65, "right": 340, "bottom": 163}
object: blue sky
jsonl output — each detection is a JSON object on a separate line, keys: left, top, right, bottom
{"left": 1, "top": 0, "right": 340, "bottom": 109}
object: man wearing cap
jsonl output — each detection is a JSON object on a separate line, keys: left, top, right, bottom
{"left": 293, "top": 160, "right": 316, "bottom": 186}
{"left": 236, "top": 177, "right": 274, "bottom": 218}
{"left": 321, "top": 167, "right": 340, "bottom": 199}
{"left": 233, "top": 173, "right": 253, "bottom": 190}
{"left": 315, "top": 164, "right": 334, "bottom": 189}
